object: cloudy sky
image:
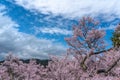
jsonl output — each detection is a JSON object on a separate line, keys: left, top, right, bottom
{"left": 0, "top": 0, "right": 120, "bottom": 60}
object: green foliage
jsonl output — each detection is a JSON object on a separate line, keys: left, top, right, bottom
{"left": 111, "top": 27, "right": 120, "bottom": 48}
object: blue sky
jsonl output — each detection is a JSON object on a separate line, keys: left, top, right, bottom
{"left": 0, "top": 0, "right": 120, "bottom": 59}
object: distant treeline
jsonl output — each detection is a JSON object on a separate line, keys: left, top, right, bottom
{"left": 0, "top": 59, "right": 51, "bottom": 67}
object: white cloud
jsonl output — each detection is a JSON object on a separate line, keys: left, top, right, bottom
{"left": 0, "top": 5, "right": 66, "bottom": 59}
{"left": 34, "top": 27, "right": 72, "bottom": 35}
{"left": 14, "top": 0, "right": 120, "bottom": 20}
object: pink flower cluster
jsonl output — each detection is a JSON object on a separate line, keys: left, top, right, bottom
{"left": 0, "top": 17, "right": 120, "bottom": 80}
{"left": 0, "top": 49, "right": 120, "bottom": 80}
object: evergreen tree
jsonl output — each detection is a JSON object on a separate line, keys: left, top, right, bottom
{"left": 111, "top": 24, "right": 120, "bottom": 48}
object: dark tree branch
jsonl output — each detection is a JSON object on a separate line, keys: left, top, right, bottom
{"left": 106, "top": 57, "right": 120, "bottom": 73}
{"left": 80, "top": 56, "right": 88, "bottom": 70}
{"left": 97, "top": 57, "right": 120, "bottom": 74}
{"left": 81, "top": 48, "right": 113, "bottom": 70}
{"left": 93, "top": 48, "right": 113, "bottom": 55}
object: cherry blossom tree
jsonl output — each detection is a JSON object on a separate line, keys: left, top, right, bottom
{"left": 0, "top": 17, "right": 120, "bottom": 80}
{"left": 0, "top": 49, "right": 119, "bottom": 80}
{"left": 64, "top": 17, "right": 120, "bottom": 79}
{"left": 65, "top": 17, "right": 107, "bottom": 70}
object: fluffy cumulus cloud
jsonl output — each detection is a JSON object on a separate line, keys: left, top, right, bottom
{"left": 14, "top": 0, "right": 120, "bottom": 20}
{"left": 0, "top": 5, "right": 66, "bottom": 59}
